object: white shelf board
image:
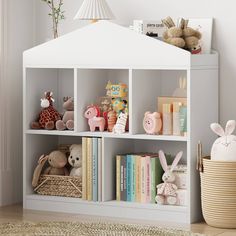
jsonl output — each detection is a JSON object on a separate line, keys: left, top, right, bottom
{"left": 25, "top": 130, "right": 187, "bottom": 141}
{"left": 26, "top": 194, "right": 186, "bottom": 212}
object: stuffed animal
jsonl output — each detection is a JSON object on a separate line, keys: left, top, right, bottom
{"left": 210, "top": 120, "right": 236, "bottom": 161}
{"left": 112, "top": 98, "right": 128, "bottom": 115}
{"left": 162, "top": 16, "right": 185, "bottom": 48}
{"left": 84, "top": 105, "right": 105, "bottom": 132}
{"left": 162, "top": 17, "right": 202, "bottom": 54}
{"left": 56, "top": 97, "right": 74, "bottom": 131}
{"left": 68, "top": 144, "right": 82, "bottom": 177}
{"left": 155, "top": 150, "right": 183, "bottom": 205}
{"left": 113, "top": 112, "right": 128, "bottom": 134}
{"left": 31, "top": 91, "right": 61, "bottom": 130}
{"left": 180, "top": 18, "right": 202, "bottom": 54}
{"left": 32, "top": 150, "right": 69, "bottom": 188}
{"left": 143, "top": 112, "right": 162, "bottom": 135}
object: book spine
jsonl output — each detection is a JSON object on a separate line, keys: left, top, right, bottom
{"left": 136, "top": 156, "right": 141, "bottom": 202}
{"left": 92, "top": 138, "right": 98, "bottom": 202}
{"left": 121, "top": 157, "right": 127, "bottom": 201}
{"left": 126, "top": 155, "right": 132, "bottom": 201}
{"left": 131, "top": 156, "right": 136, "bottom": 202}
{"left": 140, "top": 156, "right": 146, "bottom": 203}
{"left": 86, "top": 138, "right": 93, "bottom": 201}
{"left": 151, "top": 157, "right": 156, "bottom": 204}
{"left": 116, "top": 155, "right": 121, "bottom": 201}
{"left": 82, "top": 137, "right": 87, "bottom": 200}
{"left": 120, "top": 156, "right": 124, "bottom": 200}
{"left": 146, "top": 156, "right": 151, "bottom": 203}
{"left": 98, "top": 138, "right": 102, "bottom": 202}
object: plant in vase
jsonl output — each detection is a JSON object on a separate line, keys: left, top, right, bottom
{"left": 41, "top": 0, "right": 65, "bottom": 39}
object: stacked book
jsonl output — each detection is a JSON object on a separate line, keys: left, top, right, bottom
{"left": 116, "top": 154, "right": 164, "bottom": 204}
{"left": 82, "top": 137, "right": 102, "bottom": 202}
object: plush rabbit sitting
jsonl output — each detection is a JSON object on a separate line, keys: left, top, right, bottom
{"left": 210, "top": 120, "right": 236, "bottom": 161}
{"left": 155, "top": 150, "right": 183, "bottom": 205}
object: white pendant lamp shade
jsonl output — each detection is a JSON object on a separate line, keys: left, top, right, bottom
{"left": 74, "top": 0, "right": 115, "bottom": 20}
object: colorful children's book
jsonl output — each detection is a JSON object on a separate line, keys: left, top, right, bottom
{"left": 135, "top": 155, "right": 141, "bottom": 202}
{"left": 140, "top": 156, "right": 146, "bottom": 203}
{"left": 98, "top": 138, "right": 102, "bottom": 202}
{"left": 86, "top": 138, "right": 93, "bottom": 201}
{"left": 92, "top": 138, "right": 98, "bottom": 202}
{"left": 116, "top": 155, "right": 121, "bottom": 201}
{"left": 146, "top": 156, "right": 151, "bottom": 203}
{"left": 121, "top": 156, "right": 127, "bottom": 201}
{"left": 126, "top": 155, "right": 132, "bottom": 201}
{"left": 131, "top": 155, "right": 136, "bottom": 202}
{"left": 82, "top": 137, "right": 87, "bottom": 200}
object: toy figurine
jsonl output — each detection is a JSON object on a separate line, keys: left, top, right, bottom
{"left": 107, "top": 110, "right": 117, "bottom": 132}
{"left": 111, "top": 98, "right": 128, "bottom": 115}
{"left": 110, "top": 83, "right": 128, "bottom": 98}
{"left": 143, "top": 112, "right": 162, "bottom": 135}
{"left": 84, "top": 105, "right": 105, "bottom": 132}
{"left": 113, "top": 112, "right": 128, "bottom": 134}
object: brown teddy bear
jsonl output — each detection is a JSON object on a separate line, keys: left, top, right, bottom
{"left": 56, "top": 97, "right": 74, "bottom": 131}
{"left": 32, "top": 150, "right": 69, "bottom": 188}
{"left": 162, "top": 17, "right": 202, "bottom": 54}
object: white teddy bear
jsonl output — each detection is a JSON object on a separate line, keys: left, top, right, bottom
{"left": 68, "top": 144, "right": 82, "bottom": 177}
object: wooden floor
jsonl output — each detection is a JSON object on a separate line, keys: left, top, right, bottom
{"left": 0, "top": 204, "right": 235, "bottom": 235}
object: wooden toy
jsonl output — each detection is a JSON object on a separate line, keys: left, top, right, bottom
{"left": 84, "top": 105, "right": 105, "bottom": 132}
{"left": 143, "top": 112, "right": 162, "bottom": 135}
{"left": 107, "top": 110, "right": 117, "bottom": 132}
{"left": 113, "top": 112, "right": 128, "bottom": 134}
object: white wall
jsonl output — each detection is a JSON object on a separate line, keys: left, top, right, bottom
{"left": 0, "top": 0, "right": 34, "bottom": 205}
{"left": 35, "top": 0, "right": 236, "bottom": 125}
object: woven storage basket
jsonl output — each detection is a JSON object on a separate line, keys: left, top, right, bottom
{"left": 34, "top": 175, "right": 82, "bottom": 198}
{"left": 200, "top": 157, "right": 236, "bottom": 228}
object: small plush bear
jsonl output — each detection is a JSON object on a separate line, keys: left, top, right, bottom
{"left": 68, "top": 144, "right": 82, "bottom": 177}
{"left": 32, "top": 150, "right": 69, "bottom": 188}
{"left": 56, "top": 97, "right": 74, "bottom": 131}
{"left": 143, "top": 112, "right": 162, "bottom": 135}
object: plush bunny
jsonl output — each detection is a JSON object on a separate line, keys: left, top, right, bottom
{"left": 210, "top": 120, "right": 236, "bottom": 161}
{"left": 155, "top": 150, "right": 183, "bottom": 205}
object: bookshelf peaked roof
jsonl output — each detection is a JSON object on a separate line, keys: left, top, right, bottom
{"left": 24, "top": 21, "right": 191, "bottom": 69}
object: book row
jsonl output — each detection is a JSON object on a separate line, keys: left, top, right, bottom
{"left": 82, "top": 137, "right": 102, "bottom": 201}
{"left": 116, "top": 154, "right": 164, "bottom": 204}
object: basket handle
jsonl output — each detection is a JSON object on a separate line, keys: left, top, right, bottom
{"left": 34, "top": 177, "right": 49, "bottom": 192}
{"left": 68, "top": 179, "right": 82, "bottom": 194}
{"left": 196, "top": 141, "right": 203, "bottom": 172}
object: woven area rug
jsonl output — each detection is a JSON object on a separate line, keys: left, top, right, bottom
{"left": 0, "top": 222, "right": 204, "bottom": 236}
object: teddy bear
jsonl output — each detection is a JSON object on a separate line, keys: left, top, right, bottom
{"left": 162, "top": 17, "right": 201, "bottom": 54}
{"left": 32, "top": 150, "right": 69, "bottom": 188}
{"left": 68, "top": 144, "right": 82, "bottom": 177}
{"left": 162, "top": 16, "right": 186, "bottom": 48}
{"left": 56, "top": 97, "right": 74, "bottom": 131}
{"left": 143, "top": 112, "right": 162, "bottom": 135}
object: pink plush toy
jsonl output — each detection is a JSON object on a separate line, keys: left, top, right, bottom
{"left": 143, "top": 112, "right": 162, "bottom": 135}
{"left": 84, "top": 105, "right": 105, "bottom": 132}
{"left": 56, "top": 97, "right": 74, "bottom": 131}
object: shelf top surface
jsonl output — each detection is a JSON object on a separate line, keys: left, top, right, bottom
{"left": 23, "top": 21, "right": 197, "bottom": 69}
{"left": 25, "top": 130, "right": 188, "bottom": 141}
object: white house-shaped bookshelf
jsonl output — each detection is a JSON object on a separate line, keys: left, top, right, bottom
{"left": 23, "top": 21, "right": 218, "bottom": 224}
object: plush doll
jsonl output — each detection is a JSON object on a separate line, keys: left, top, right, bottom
{"left": 31, "top": 91, "right": 61, "bottom": 130}
{"left": 155, "top": 150, "right": 183, "bottom": 205}
{"left": 68, "top": 144, "right": 82, "bottom": 177}
{"left": 162, "top": 16, "right": 186, "bottom": 48}
{"left": 210, "top": 120, "right": 236, "bottom": 161}
{"left": 56, "top": 97, "right": 74, "bottom": 131}
{"left": 143, "top": 112, "right": 162, "bottom": 135}
{"left": 180, "top": 18, "right": 202, "bottom": 54}
{"left": 32, "top": 150, "right": 69, "bottom": 188}
{"left": 84, "top": 105, "right": 105, "bottom": 132}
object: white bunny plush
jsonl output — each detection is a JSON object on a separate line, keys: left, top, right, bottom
{"left": 210, "top": 120, "right": 236, "bottom": 161}
{"left": 155, "top": 150, "right": 183, "bottom": 205}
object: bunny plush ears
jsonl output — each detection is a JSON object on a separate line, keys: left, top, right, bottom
{"left": 159, "top": 150, "right": 183, "bottom": 172}
{"left": 210, "top": 120, "right": 236, "bottom": 137}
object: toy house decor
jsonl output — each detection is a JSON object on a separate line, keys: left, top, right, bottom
{"left": 23, "top": 21, "right": 218, "bottom": 224}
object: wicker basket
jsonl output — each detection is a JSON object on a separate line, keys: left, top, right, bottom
{"left": 200, "top": 157, "right": 236, "bottom": 228}
{"left": 34, "top": 175, "right": 82, "bottom": 198}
